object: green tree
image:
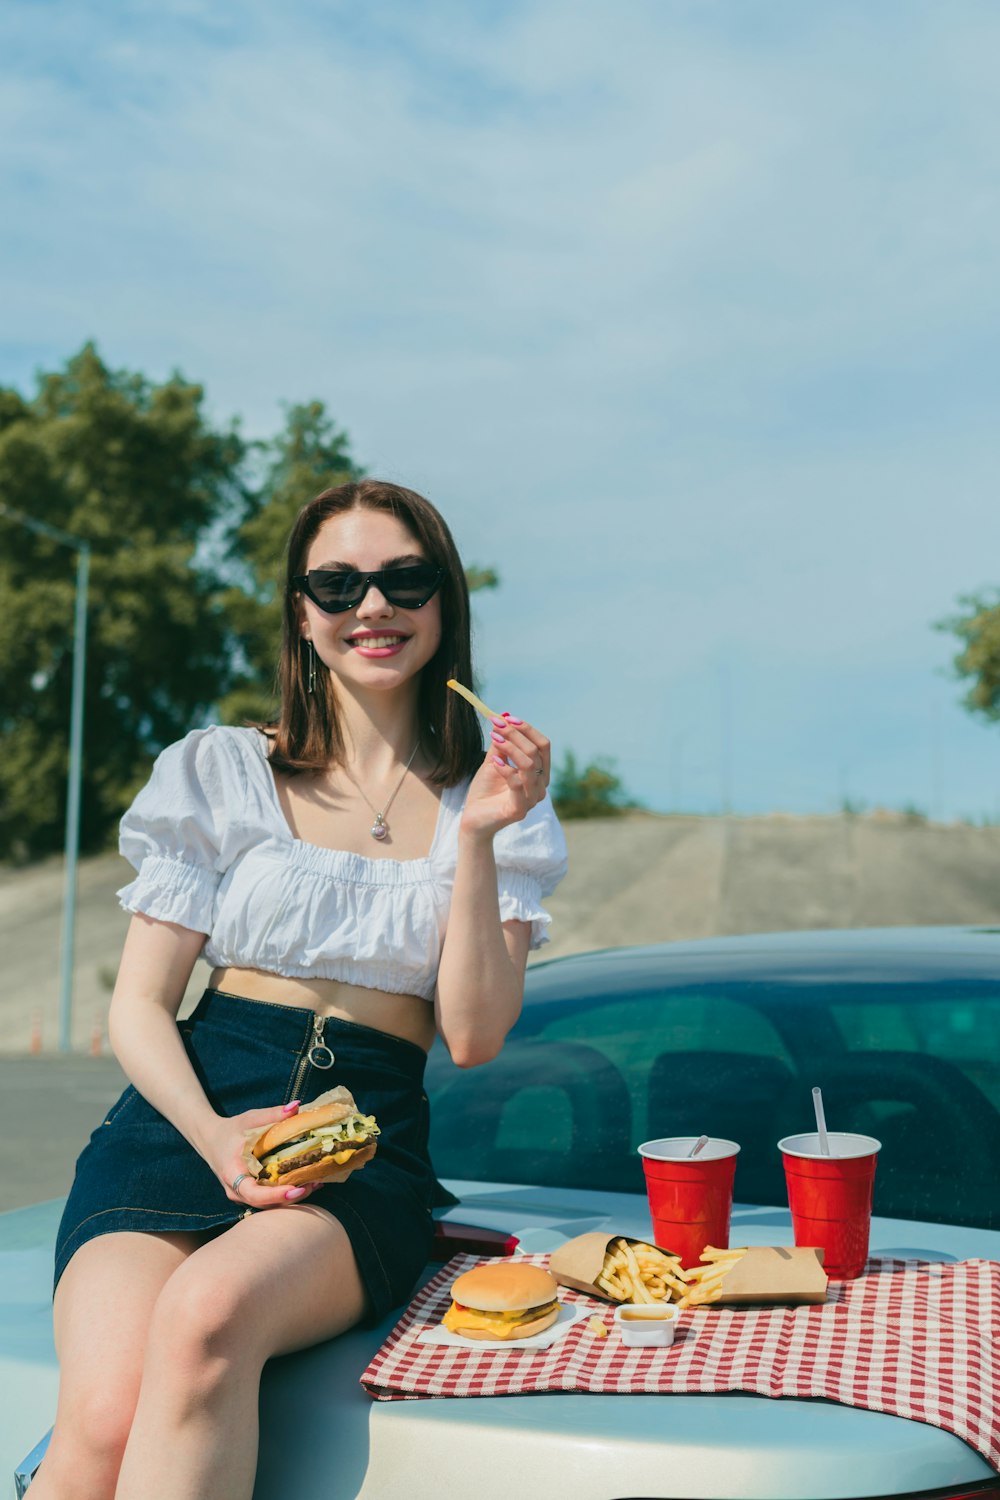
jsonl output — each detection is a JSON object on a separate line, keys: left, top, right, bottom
{"left": 551, "top": 750, "right": 640, "bottom": 819}
{"left": 939, "top": 592, "right": 1000, "bottom": 721}
{"left": 0, "top": 344, "right": 246, "bottom": 860}
{"left": 0, "top": 350, "right": 501, "bottom": 861}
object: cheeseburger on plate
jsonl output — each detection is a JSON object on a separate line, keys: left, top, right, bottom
{"left": 442, "top": 1262, "right": 560, "bottom": 1341}
{"left": 250, "top": 1087, "right": 379, "bottom": 1186}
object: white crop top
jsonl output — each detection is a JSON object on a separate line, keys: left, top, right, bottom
{"left": 117, "top": 726, "right": 568, "bottom": 1001}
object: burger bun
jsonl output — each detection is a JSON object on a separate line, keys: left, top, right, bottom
{"left": 252, "top": 1099, "right": 356, "bottom": 1160}
{"left": 451, "top": 1261, "right": 558, "bottom": 1313}
{"left": 445, "top": 1262, "right": 560, "bottom": 1340}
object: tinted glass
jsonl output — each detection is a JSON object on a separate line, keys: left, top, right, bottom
{"left": 307, "top": 565, "right": 439, "bottom": 608}
{"left": 425, "top": 975, "right": 1000, "bottom": 1229}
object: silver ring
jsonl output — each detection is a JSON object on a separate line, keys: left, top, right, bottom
{"left": 231, "top": 1172, "right": 250, "bottom": 1199}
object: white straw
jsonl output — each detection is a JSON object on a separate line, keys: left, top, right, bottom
{"left": 812, "top": 1087, "right": 831, "bottom": 1155}
{"left": 688, "top": 1135, "right": 710, "bottom": 1157}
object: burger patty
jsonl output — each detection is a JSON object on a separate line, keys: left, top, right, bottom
{"left": 274, "top": 1136, "right": 371, "bottom": 1177}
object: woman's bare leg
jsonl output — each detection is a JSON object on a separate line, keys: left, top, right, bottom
{"left": 114, "top": 1204, "right": 367, "bottom": 1500}
{"left": 29, "top": 1232, "right": 199, "bottom": 1500}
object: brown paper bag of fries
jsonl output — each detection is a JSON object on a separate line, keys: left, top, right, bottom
{"left": 550, "top": 1234, "right": 827, "bottom": 1308}
{"left": 702, "top": 1245, "right": 827, "bottom": 1305}
{"left": 549, "top": 1232, "right": 687, "bottom": 1305}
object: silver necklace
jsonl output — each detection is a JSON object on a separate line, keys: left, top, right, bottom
{"left": 349, "top": 741, "right": 421, "bottom": 842}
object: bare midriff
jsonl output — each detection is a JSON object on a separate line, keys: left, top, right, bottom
{"left": 208, "top": 966, "right": 436, "bottom": 1053}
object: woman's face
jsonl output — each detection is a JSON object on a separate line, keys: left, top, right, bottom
{"left": 299, "top": 507, "right": 443, "bottom": 696}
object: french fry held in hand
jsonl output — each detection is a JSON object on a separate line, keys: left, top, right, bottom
{"left": 593, "top": 1237, "right": 686, "bottom": 1305}
{"left": 446, "top": 678, "right": 500, "bottom": 722}
{"left": 675, "top": 1245, "right": 749, "bottom": 1310}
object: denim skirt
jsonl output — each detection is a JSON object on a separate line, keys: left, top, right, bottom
{"left": 54, "top": 989, "right": 437, "bottom": 1323}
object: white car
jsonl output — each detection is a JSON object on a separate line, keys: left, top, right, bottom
{"left": 7, "top": 926, "right": 1000, "bottom": 1499}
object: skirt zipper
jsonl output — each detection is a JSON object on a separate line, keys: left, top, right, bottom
{"left": 289, "top": 1012, "right": 336, "bottom": 1102}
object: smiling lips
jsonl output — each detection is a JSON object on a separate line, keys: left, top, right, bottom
{"left": 347, "top": 632, "right": 410, "bottom": 656}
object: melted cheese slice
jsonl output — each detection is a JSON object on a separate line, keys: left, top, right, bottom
{"left": 442, "top": 1301, "right": 557, "bottom": 1336}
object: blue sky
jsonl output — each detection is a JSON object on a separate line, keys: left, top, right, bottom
{"left": 3, "top": 0, "right": 1000, "bottom": 819}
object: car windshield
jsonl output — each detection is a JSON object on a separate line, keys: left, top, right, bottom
{"left": 425, "top": 969, "right": 1000, "bottom": 1230}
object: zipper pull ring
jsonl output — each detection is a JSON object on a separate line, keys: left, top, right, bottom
{"left": 307, "top": 1014, "right": 335, "bottom": 1071}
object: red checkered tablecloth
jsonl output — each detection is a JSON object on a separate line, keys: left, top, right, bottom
{"left": 360, "top": 1252, "right": 1000, "bottom": 1472}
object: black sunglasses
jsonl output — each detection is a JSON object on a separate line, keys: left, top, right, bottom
{"left": 292, "top": 563, "right": 444, "bottom": 614}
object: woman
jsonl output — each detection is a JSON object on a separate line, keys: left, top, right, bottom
{"left": 35, "top": 479, "right": 567, "bottom": 1500}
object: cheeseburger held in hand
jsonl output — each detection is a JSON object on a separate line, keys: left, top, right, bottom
{"left": 443, "top": 1262, "right": 560, "bottom": 1341}
{"left": 251, "top": 1088, "right": 379, "bottom": 1187}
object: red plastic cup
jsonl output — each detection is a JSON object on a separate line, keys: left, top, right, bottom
{"left": 779, "top": 1132, "right": 881, "bottom": 1280}
{"left": 637, "top": 1137, "right": 741, "bottom": 1269}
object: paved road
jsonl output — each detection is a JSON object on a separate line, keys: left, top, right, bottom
{"left": 0, "top": 1055, "right": 127, "bottom": 1212}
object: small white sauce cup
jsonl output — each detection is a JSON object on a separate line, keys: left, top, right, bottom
{"left": 614, "top": 1302, "right": 677, "bottom": 1348}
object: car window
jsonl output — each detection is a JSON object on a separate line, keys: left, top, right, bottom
{"left": 426, "top": 988, "right": 801, "bottom": 1203}
{"left": 539, "top": 993, "right": 795, "bottom": 1149}
{"left": 829, "top": 994, "right": 1000, "bottom": 1110}
{"left": 425, "top": 974, "right": 1000, "bottom": 1230}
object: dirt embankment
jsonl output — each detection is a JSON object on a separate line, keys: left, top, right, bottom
{"left": 2, "top": 811, "right": 999, "bottom": 1053}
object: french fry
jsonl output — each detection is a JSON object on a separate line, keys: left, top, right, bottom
{"left": 446, "top": 679, "right": 499, "bottom": 721}
{"left": 685, "top": 1263, "right": 731, "bottom": 1282}
{"left": 594, "top": 1237, "right": 696, "bottom": 1305}
{"left": 588, "top": 1316, "right": 609, "bottom": 1339}
{"left": 620, "top": 1240, "right": 655, "bottom": 1304}
{"left": 677, "top": 1284, "right": 722, "bottom": 1310}
{"left": 662, "top": 1272, "right": 690, "bottom": 1298}
{"left": 669, "top": 1246, "right": 750, "bottom": 1310}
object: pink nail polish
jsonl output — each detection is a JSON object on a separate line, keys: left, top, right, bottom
{"left": 505, "top": 715, "right": 524, "bottom": 725}
{"left": 492, "top": 756, "right": 506, "bottom": 768}
{"left": 285, "top": 1186, "right": 308, "bottom": 1200}
{"left": 282, "top": 1101, "right": 301, "bottom": 1114}
{"left": 491, "top": 716, "right": 506, "bottom": 728}
{"left": 490, "top": 731, "right": 505, "bottom": 745}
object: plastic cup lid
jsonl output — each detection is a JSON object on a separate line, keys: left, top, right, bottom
{"left": 778, "top": 1131, "right": 881, "bottom": 1160}
{"left": 638, "top": 1136, "right": 741, "bottom": 1161}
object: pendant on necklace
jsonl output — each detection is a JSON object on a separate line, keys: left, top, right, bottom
{"left": 370, "top": 815, "right": 389, "bottom": 842}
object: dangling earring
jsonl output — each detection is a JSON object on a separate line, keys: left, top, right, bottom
{"left": 306, "top": 639, "right": 316, "bottom": 695}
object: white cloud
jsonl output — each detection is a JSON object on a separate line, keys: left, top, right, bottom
{"left": 3, "top": 0, "right": 1000, "bottom": 815}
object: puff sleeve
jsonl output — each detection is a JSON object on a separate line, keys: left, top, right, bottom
{"left": 491, "top": 795, "right": 568, "bottom": 949}
{"left": 117, "top": 728, "right": 247, "bottom": 936}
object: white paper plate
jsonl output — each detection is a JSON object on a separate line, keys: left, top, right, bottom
{"left": 415, "top": 1301, "right": 588, "bottom": 1350}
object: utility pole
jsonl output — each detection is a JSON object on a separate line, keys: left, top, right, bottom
{"left": 0, "top": 503, "right": 90, "bottom": 1052}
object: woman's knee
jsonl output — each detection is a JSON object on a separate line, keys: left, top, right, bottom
{"left": 44, "top": 1379, "right": 137, "bottom": 1490}
{"left": 145, "top": 1263, "right": 259, "bottom": 1399}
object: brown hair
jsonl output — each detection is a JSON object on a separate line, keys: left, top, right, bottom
{"left": 266, "top": 479, "right": 484, "bottom": 784}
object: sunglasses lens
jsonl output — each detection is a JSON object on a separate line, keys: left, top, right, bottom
{"left": 303, "top": 565, "right": 442, "bottom": 612}
{"left": 305, "top": 572, "right": 365, "bottom": 611}
{"left": 382, "top": 565, "right": 442, "bottom": 606}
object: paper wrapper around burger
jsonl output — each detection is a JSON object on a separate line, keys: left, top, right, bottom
{"left": 548, "top": 1232, "right": 681, "bottom": 1301}
{"left": 240, "top": 1086, "right": 361, "bottom": 1181}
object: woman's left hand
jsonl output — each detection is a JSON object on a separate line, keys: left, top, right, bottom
{"left": 460, "top": 715, "right": 551, "bottom": 838}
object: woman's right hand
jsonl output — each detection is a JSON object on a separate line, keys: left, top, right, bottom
{"left": 202, "top": 1101, "right": 317, "bottom": 1209}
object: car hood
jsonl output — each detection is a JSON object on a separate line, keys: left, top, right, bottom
{"left": 5, "top": 1188, "right": 998, "bottom": 1500}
